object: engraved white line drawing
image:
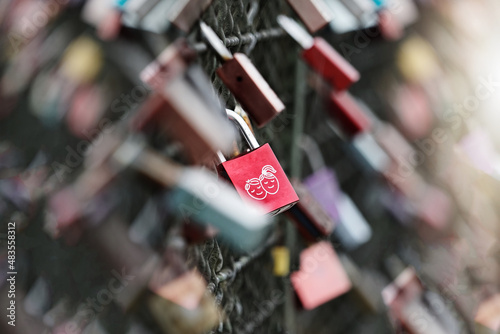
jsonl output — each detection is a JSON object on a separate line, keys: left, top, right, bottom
{"left": 244, "top": 165, "right": 280, "bottom": 200}
{"left": 260, "top": 165, "right": 279, "bottom": 195}
{"left": 245, "top": 177, "right": 268, "bottom": 200}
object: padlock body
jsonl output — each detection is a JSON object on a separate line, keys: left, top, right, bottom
{"left": 217, "top": 53, "right": 285, "bottom": 127}
{"left": 135, "top": 60, "right": 236, "bottom": 164}
{"left": 219, "top": 144, "right": 298, "bottom": 215}
{"left": 132, "top": 94, "right": 218, "bottom": 164}
{"left": 303, "top": 167, "right": 341, "bottom": 221}
{"left": 302, "top": 37, "right": 360, "bottom": 90}
{"left": 286, "top": 0, "right": 331, "bottom": 33}
{"left": 168, "top": 169, "right": 271, "bottom": 252}
{"left": 291, "top": 242, "right": 351, "bottom": 310}
{"left": 328, "top": 91, "right": 371, "bottom": 136}
{"left": 285, "top": 179, "right": 334, "bottom": 240}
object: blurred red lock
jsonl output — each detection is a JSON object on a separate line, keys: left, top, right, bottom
{"left": 218, "top": 109, "right": 299, "bottom": 215}
{"left": 291, "top": 241, "right": 351, "bottom": 309}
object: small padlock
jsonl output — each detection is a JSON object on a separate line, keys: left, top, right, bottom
{"left": 300, "top": 135, "right": 341, "bottom": 222}
{"left": 299, "top": 135, "right": 372, "bottom": 249}
{"left": 217, "top": 109, "right": 299, "bottom": 215}
{"left": 277, "top": 15, "right": 360, "bottom": 91}
{"left": 285, "top": 0, "right": 332, "bottom": 33}
{"left": 271, "top": 246, "right": 290, "bottom": 277}
{"left": 135, "top": 40, "right": 236, "bottom": 164}
{"left": 200, "top": 22, "right": 285, "bottom": 127}
{"left": 285, "top": 179, "right": 335, "bottom": 240}
{"left": 291, "top": 241, "right": 351, "bottom": 310}
{"left": 148, "top": 240, "right": 206, "bottom": 310}
{"left": 329, "top": 91, "right": 372, "bottom": 136}
{"left": 148, "top": 292, "right": 221, "bottom": 334}
{"left": 382, "top": 267, "right": 448, "bottom": 334}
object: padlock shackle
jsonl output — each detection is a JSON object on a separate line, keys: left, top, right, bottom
{"left": 299, "top": 135, "right": 326, "bottom": 172}
{"left": 226, "top": 109, "right": 260, "bottom": 150}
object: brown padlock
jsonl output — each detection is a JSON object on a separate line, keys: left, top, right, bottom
{"left": 200, "top": 22, "right": 285, "bottom": 128}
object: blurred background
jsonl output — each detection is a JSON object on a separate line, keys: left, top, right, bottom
{"left": 1, "top": 0, "right": 500, "bottom": 333}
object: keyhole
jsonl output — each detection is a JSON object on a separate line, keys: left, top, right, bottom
{"left": 236, "top": 76, "right": 243, "bottom": 82}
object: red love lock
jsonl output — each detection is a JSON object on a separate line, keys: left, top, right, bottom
{"left": 218, "top": 109, "right": 299, "bottom": 215}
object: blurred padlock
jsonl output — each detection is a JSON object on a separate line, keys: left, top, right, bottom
{"left": 200, "top": 22, "right": 285, "bottom": 127}
{"left": 217, "top": 109, "right": 299, "bottom": 215}
{"left": 297, "top": 135, "right": 372, "bottom": 248}
{"left": 291, "top": 241, "right": 351, "bottom": 309}
{"left": 135, "top": 40, "right": 236, "bottom": 164}
{"left": 285, "top": 0, "right": 332, "bottom": 33}
{"left": 148, "top": 292, "right": 221, "bottom": 334}
{"left": 285, "top": 179, "right": 335, "bottom": 240}
{"left": 278, "top": 15, "right": 360, "bottom": 91}
{"left": 328, "top": 91, "right": 372, "bottom": 137}
{"left": 271, "top": 246, "right": 290, "bottom": 277}
{"left": 300, "top": 135, "right": 341, "bottom": 222}
{"left": 148, "top": 240, "right": 206, "bottom": 310}
{"left": 382, "top": 267, "right": 448, "bottom": 334}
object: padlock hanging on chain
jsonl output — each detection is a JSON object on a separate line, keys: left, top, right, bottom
{"left": 285, "top": 178, "right": 335, "bottom": 241}
{"left": 298, "top": 135, "right": 372, "bottom": 250}
{"left": 217, "top": 109, "right": 299, "bottom": 215}
{"left": 277, "top": 15, "right": 360, "bottom": 91}
{"left": 200, "top": 22, "right": 285, "bottom": 128}
{"left": 134, "top": 39, "right": 237, "bottom": 165}
{"left": 278, "top": 16, "right": 372, "bottom": 137}
{"left": 291, "top": 241, "right": 351, "bottom": 310}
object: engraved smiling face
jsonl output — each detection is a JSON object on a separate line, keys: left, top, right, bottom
{"left": 260, "top": 165, "right": 279, "bottom": 195}
{"left": 260, "top": 174, "right": 279, "bottom": 194}
{"left": 245, "top": 178, "right": 267, "bottom": 200}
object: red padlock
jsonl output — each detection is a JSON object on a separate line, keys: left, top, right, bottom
{"left": 218, "top": 109, "right": 299, "bottom": 215}
{"left": 329, "top": 91, "right": 372, "bottom": 137}
{"left": 278, "top": 15, "right": 360, "bottom": 91}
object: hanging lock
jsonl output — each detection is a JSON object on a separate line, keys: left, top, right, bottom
{"left": 308, "top": 73, "right": 371, "bottom": 137}
{"left": 285, "top": 180, "right": 335, "bottom": 241}
{"left": 291, "top": 241, "right": 351, "bottom": 310}
{"left": 277, "top": 15, "right": 360, "bottom": 91}
{"left": 285, "top": 0, "right": 333, "bottom": 33}
{"left": 299, "top": 136, "right": 372, "bottom": 250}
{"left": 329, "top": 91, "right": 372, "bottom": 136}
{"left": 200, "top": 22, "right": 285, "bottom": 128}
{"left": 135, "top": 39, "right": 236, "bottom": 164}
{"left": 217, "top": 109, "right": 299, "bottom": 215}
{"left": 272, "top": 246, "right": 290, "bottom": 277}
{"left": 285, "top": 135, "right": 339, "bottom": 240}
{"left": 382, "top": 267, "right": 448, "bottom": 334}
